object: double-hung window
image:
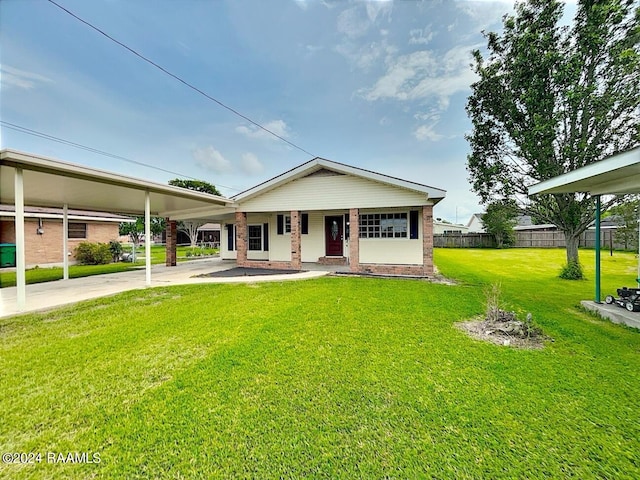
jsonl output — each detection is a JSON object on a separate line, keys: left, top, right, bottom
{"left": 248, "top": 225, "right": 263, "bottom": 251}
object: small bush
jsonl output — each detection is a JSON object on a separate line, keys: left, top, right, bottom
{"left": 559, "top": 260, "right": 584, "bottom": 280}
{"left": 109, "top": 240, "right": 122, "bottom": 263}
{"left": 75, "top": 242, "right": 112, "bottom": 265}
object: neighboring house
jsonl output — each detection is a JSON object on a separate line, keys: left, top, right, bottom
{"left": 0, "top": 205, "right": 134, "bottom": 266}
{"left": 466, "top": 213, "right": 485, "bottom": 233}
{"left": 197, "top": 223, "right": 220, "bottom": 246}
{"left": 434, "top": 220, "right": 469, "bottom": 235}
{"left": 212, "top": 158, "right": 446, "bottom": 276}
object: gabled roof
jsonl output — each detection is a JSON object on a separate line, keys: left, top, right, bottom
{"left": 232, "top": 157, "right": 446, "bottom": 204}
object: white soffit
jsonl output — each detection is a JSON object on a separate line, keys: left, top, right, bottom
{"left": 0, "top": 149, "right": 235, "bottom": 218}
{"left": 529, "top": 146, "right": 640, "bottom": 196}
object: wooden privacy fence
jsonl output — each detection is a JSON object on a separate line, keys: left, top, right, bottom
{"left": 434, "top": 230, "right": 636, "bottom": 250}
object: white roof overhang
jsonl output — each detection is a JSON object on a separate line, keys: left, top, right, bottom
{"left": 233, "top": 157, "right": 447, "bottom": 204}
{"left": 0, "top": 149, "right": 235, "bottom": 219}
{"left": 528, "top": 146, "right": 640, "bottom": 196}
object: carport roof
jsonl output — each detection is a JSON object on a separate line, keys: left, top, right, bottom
{"left": 0, "top": 149, "right": 235, "bottom": 218}
{"left": 528, "top": 146, "right": 640, "bottom": 196}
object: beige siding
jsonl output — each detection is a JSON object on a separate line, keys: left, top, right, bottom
{"left": 239, "top": 174, "right": 428, "bottom": 212}
{"left": 358, "top": 207, "right": 423, "bottom": 265}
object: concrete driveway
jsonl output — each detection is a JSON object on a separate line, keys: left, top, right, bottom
{"left": 0, "top": 258, "right": 328, "bottom": 318}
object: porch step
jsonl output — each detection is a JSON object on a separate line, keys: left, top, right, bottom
{"left": 318, "top": 256, "right": 348, "bottom": 266}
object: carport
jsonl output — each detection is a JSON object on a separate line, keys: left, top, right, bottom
{"left": 529, "top": 145, "right": 640, "bottom": 304}
{"left": 0, "top": 149, "right": 235, "bottom": 311}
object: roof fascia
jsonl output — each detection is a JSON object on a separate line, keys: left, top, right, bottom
{"left": 0, "top": 149, "right": 234, "bottom": 206}
{"left": 233, "top": 157, "right": 446, "bottom": 203}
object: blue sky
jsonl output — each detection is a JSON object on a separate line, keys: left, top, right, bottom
{"left": 0, "top": 0, "right": 577, "bottom": 224}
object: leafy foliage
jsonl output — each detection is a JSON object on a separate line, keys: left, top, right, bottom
{"left": 168, "top": 178, "right": 221, "bottom": 196}
{"left": 609, "top": 195, "right": 639, "bottom": 250}
{"left": 119, "top": 217, "right": 166, "bottom": 243}
{"left": 74, "top": 242, "right": 112, "bottom": 265}
{"left": 109, "top": 240, "right": 123, "bottom": 262}
{"left": 481, "top": 200, "right": 519, "bottom": 248}
{"left": 559, "top": 260, "right": 584, "bottom": 280}
{"left": 466, "top": 0, "right": 640, "bottom": 273}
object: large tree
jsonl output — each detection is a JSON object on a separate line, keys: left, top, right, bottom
{"left": 168, "top": 178, "right": 221, "bottom": 247}
{"left": 168, "top": 178, "right": 221, "bottom": 196}
{"left": 466, "top": 0, "right": 639, "bottom": 275}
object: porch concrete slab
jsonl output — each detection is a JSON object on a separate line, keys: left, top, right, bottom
{"left": 581, "top": 300, "right": 640, "bottom": 330}
{"left": 0, "top": 258, "right": 329, "bottom": 319}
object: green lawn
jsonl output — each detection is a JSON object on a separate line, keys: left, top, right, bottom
{"left": 1, "top": 249, "right": 639, "bottom": 478}
{"left": 0, "top": 245, "right": 218, "bottom": 288}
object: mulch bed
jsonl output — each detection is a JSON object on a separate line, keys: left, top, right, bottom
{"left": 195, "top": 267, "right": 304, "bottom": 278}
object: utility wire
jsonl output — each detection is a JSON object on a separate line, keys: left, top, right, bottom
{"left": 46, "top": 0, "right": 317, "bottom": 158}
{"left": 1, "top": 121, "right": 242, "bottom": 191}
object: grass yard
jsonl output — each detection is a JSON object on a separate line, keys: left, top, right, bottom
{"left": 0, "top": 245, "right": 218, "bottom": 288}
{"left": 1, "top": 249, "right": 639, "bottom": 478}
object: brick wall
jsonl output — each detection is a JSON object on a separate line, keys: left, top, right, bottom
{"left": 349, "top": 208, "right": 359, "bottom": 272}
{"left": 0, "top": 218, "right": 120, "bottom": 265}
{"left": 422, "top": 204, "right": 434, "bottom": 275}
{"left": 165, "top": 219, "right": 177, "bottom": 266}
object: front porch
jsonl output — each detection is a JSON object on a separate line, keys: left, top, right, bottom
{"left": 230, "top": 206, "right": 435, "bottom": 277}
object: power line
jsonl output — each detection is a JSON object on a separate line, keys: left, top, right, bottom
{"left": 46, "top": 0, "right": 317, "bottom": 158}
{"left": 1, "top": 121, "right": 242, "bottom": 191}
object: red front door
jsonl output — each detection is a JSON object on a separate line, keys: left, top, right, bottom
{"left": 325, "top": 216, "right": 344, "bottom": 256}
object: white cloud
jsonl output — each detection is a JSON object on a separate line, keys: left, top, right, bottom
{"left": 240, "top": 152, "right": 264, "bottom": 175}
{"left": 359, "top": 44, "right": 479, "bottom": 104}
{"left": 0, "top": 65, "right": 53, "bottom": 90}
{"left": 409, "top": 26, "right": 435, "bottom": 45}
{"left": 335, "top": 38, "right": 397, "bottom": 71}
{"left": 414, "top": 124, "right": 444, "bottom": 142}
{"left": 235, "top": 119, "right": 290, "bottom": 140}
{"left": 193, "top": 146, "right": 232, "bottom": 173}
{"left": 336, "top": 2, "right": 392, "bottom": 39}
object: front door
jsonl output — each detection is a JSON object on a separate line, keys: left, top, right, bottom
{"left": 325, "top": 216, "right": 344, "bottom": 256}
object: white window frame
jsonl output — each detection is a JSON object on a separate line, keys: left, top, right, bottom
{"left": 359, "top": 212, "right": 408, "bottom": 239}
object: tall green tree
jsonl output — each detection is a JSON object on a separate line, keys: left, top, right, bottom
{"left": 119, "top": 217, "right": 166, "bottom": 244}
{"left": 609, "top": 195, "right": 640, "bottom": 250}
{"left": 168, "top": 178, "right": 221, "bottom": 247}
{"left": 482, "top": 200, "right": 519, "bottom": 248}
{"left": 168, "top": 179, "right": 221, "bottom": 196}
{"left": 466, "top": 0, "right": 640, "bottom": 277}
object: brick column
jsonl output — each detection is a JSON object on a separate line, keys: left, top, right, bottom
{"left": 349, "top": 208, "right": 359, "bottom": 272}
{"left": 423, "top": 204, "right": 434, "bottom": 276}
{"left": 165, "top": 219, "right": 177, "bottom": 267}
{"left": 290, "top": 210, "right": 301, "bottom": 270}
{"left": 235, "top": 212, "right": 247, "bottom": 267}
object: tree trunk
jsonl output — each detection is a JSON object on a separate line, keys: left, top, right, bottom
{"left": 565, "top": 231, "right": 580, "bottom": 265}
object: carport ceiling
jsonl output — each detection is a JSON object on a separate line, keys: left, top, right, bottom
{"left": 529, "top": 146, "right": 640, "bottom": 196}
{"left": 0, "top": 149, "right": 235, "bottom": 218}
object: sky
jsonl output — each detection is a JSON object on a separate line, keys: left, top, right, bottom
{"left": 0, "top": 0, "right": 578, "bottom": 224}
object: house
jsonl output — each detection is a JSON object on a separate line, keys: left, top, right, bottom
{"left": 210, "top": 158, "right": 446, "bottom": 276}
{"left": 0, "top": 205, "right": 134, "bottom": 267}
{"left": 433, "top": 219, "right": 469, "bottom": 235}
{"left": 466, "top": 213, "right": 485, "bottom": 233}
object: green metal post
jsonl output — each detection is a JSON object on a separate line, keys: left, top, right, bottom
{"left": 595, "top": 195, "right": 601, "bottom": 303}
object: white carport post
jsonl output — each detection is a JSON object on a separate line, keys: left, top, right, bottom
{"left": 145, "top": 190, "right": 151, "bottom": 286}
{"left": 14, "top": 167, "right": 26, "bottom": 310}
{"left": 62, "top": 203, "right": 69, "bottom": 280}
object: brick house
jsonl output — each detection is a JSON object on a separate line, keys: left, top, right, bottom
{"left": 215, "top": 158, "right": 446, "bottom": 276}
{"left": 0, "top": 205, "right": 133, "bottom": 266}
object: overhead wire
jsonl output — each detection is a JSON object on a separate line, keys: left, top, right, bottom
{"left": 0, "top": 121, "right": 243, "bottom": 191}
{"left": 46, "top": 0, "right": 317, "bottom": 158}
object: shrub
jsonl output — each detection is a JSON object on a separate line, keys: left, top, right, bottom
{"left": 75, "top": 242, "right": 112, "bottom": 265}
{"left": 559, "top": 260, "right": 584, "bottom": 280}
{"left": 109, "top": 240, "right": 122, "bottom": 262}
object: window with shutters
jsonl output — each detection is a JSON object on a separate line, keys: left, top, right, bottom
{"left": 359, "top": 213, "right": 408, "bottom": 238}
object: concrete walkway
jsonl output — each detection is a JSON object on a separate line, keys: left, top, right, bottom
{"left": 0, "top": 258, "right": 329, "bottom": 319}
{"left": 581, "top": 300, "right": 640, "bottom": 330}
